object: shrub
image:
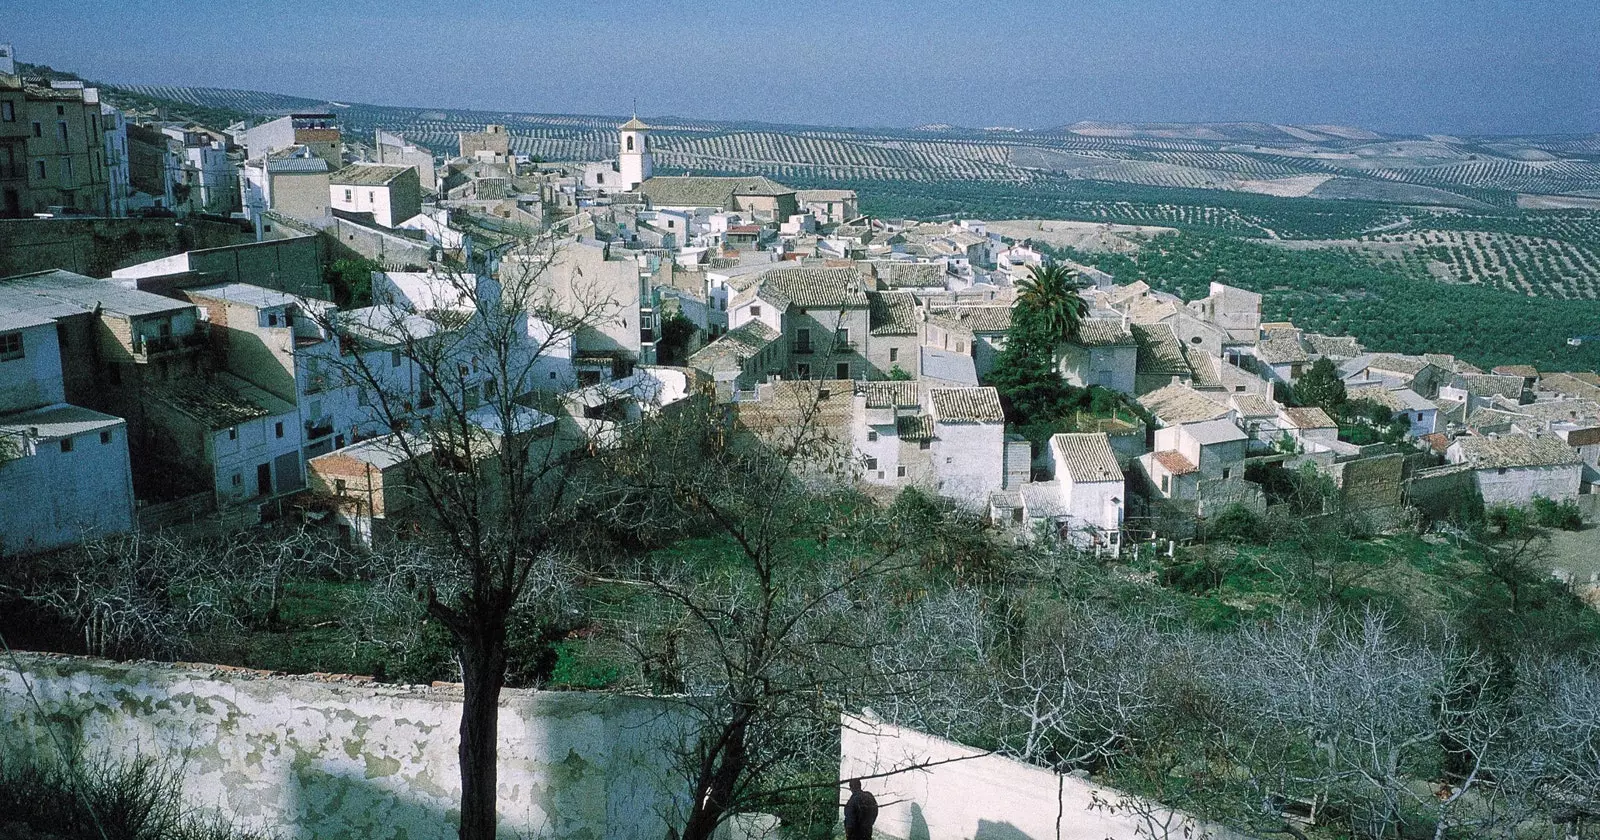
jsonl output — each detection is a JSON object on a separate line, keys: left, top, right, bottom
{"left": 0, "top": 746, "right": 271, "bottom": 840}
{"left": 1531, "top": 496, "right": 1585, "bottom": 531}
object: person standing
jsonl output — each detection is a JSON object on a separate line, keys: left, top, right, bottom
{"left": 843, "top": 778, "right": 879, "bottom": 840}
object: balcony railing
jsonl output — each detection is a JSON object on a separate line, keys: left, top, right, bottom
{"left": 304, "top": 419, "right": 334, "bottom": 440}
{"left": 133, "top": 330, "right": 207, "bottom": 359}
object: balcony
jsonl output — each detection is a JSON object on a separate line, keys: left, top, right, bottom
{"left": 794, "top": 342, "right": 814, "bottom": 355}
{"left": 304, "top": 419, "right": 334, "bottom": 440}
{"left": 132, "top": 330, "right": 207, "bottom": 361}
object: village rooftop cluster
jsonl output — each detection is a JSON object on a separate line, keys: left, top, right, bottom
{"left": 2, "top": 45, "right": 1597, "bottom": 559}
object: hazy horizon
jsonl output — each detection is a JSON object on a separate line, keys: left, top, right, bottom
{"left": 10, "top": 0, "right": 1599, "bottom": 136}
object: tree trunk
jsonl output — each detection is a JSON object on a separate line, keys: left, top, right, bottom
{"left": 681, "top": 717, "right": 749, "bottom": 840}
{"left": 457, "top": 628, "right": 508, "bottom": 840}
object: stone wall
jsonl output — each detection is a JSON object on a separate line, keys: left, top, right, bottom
{"left": 839, "top": 712, "right": 1254, "bottom": 840}
{"left": 0, "top": 653, "right": 690, "bottom": 840}
{"left": 0, "top": 218, "right": 248, "bottom": 279}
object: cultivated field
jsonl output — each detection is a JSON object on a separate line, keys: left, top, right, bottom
{"left": 113, "top": 84, "right": 1600, "bottom": 211}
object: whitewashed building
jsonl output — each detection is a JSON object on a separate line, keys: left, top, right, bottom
{"left": 1445, "top": 433, "right": 1583, "bottom": 506}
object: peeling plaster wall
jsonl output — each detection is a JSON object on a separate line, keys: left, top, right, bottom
{"left": 0, "top": 653, "right": 691, "bottom": 840}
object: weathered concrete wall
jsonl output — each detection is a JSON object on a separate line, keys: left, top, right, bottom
{"left": 0, "top": 218, "right": 248, "bottom": 279}
{"left": 0, "top": 653, "right": 690, "bottom": 840}
{"left": 840, "top": 713, "right": 1253, "bottom": 840}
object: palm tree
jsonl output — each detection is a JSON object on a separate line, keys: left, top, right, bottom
{"left": 1017, "top": 261, "right": 1089, "bottom": 340}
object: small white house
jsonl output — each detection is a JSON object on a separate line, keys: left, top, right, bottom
{"left": 1027, "top": 432, "right": 1126, "bottom": 553}
{"left": 329, "top": 163, "right": 423, "bottom": 228}
{"left": 1445, "top": 433, "right": 1583, "bottom": 506}
{"left": 928, "top": 387, "right": 1007, "bottom": 508}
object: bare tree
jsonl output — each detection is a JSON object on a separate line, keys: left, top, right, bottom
{"left": 310, "top": 236, "right": 616, "bottom": 840}
{"left": 590, "top": 380, "right": 958, "bottom": 840}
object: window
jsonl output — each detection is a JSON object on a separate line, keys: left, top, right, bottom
{"left": 836, "top": 362, "right": 850, "bottom": 379}
{"left": 232, "top": 473, "right": 242, "bottom": 487}
{"left": 61, "top": 157, "right": 72, "bottom": 179}
{"left": 56, "top": 121, "right": 68, "bottom": 141}
{"left": 56, "top": 105, "right": 64, "bottom": 116}
{"left": 897, "top": 465, "right": 907, "bottom": 477}
{"left": 274, "top": 421, "right": 285, "bottom": 438}
{"left": 99, "top": 431, "right": 111, "bottom": 445}
{"left": 1222, "top": 468, "right": 1231, "bottom": 479}
{"left": 836, "top": 328, "right": 849, "bottom": 346}
{"left": 1497, "top": 468, "right": 1507, "bottom": 475}
{"left": 31, "top": 121, "right": 41, "bottom": 137}
{"left": 368, "top": 191, "right": 375, "bottom": 202}
{"left": 35, "top": 160, "right": 45, "bottom": 179}
{"left": 0, "top": 101, "right": 12, "bottom": 121}
{"left": 889, "top": 347, "right": 898, "bottom": 363}
{"left": 595, "top": 172, "right": 603, "bottom": 184}
{"left": 955, "top": 340, "right": 965, "bottom": 353}
{"left": 90, "top": 113, "right": 97, "bottom": 134}
{"left": 919, "top": 440, "right": 931, "bottom": 450}
{"left": 1160, "top": 474, "right": 1170, "bottom": 493}
{"left": 626, "top": 135, "right": 634, "bottom": 151}
{"left": 60, "top": 437, "right": 73, "bottom": 453}
{"left": 796, "top": 363, "right": 811, "bottom": 380}
{"left": 391, "top": 350, "right": 402, "bottom": 367}
{"left": 867, "top": 430, "right": 878, "bottom": 442}
{"left": 344, "top": 189, "right": 352, "bottom": 201}
{"left": 0, "top": 331, "right": 22, "bottom": 361}
{"left": 228, "top": 427, "right": 238, "bottom": 441}
{"left": 866, "top": 457, "right": 878, "bottom": 471}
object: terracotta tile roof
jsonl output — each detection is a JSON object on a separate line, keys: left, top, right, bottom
{"left": 1493, "top": 364, "right": 1539, "bottom": 378}
{"left": 1368, "top": 353, "right": 1431, "bottom": 376}
{"left": 1130, "top": 323, "right": 1189, "bottom": 375}
{"left": 687, "top": 321, "right": 780, "bottom": 375}
{"left": 858, "top": 381, "right": 920, "bottom": 409}
{"left": 1538, "top": 372, "right": 1600, "bottom": 402}
{"left": 1139, "top": 383, "right": 1228, "bottom": 426}
{"left": 1424, "top": 353, "right": 1480, "bottom": 374}
{"left": 929, "top": 387, "right": 1005, "bottom": 423}
{"left": 756, "top": 267, "right": 868, "bottom": 309}
{"left": 876, "top": 262, "right": 947, "bottom": 289}
{"left": 1051, "top": 433, "right": 1124, "bottom": 483}
{"left": 1305, "top": 333, "right": 1364, "bottom": 359}
{"left": 1279, "top": 406, "right": 1337, "bottom": 430}
{"left": 896, "top": 414, "right": 936, "bottom": 440}
{"left": 1230, "top": 394, "right": 1279, "bottom": 418}
{"left": 1452, "top": 374, "right": 1524, "bottom": 400}
{"left": 640, "top": 175, "right": 792, "bottom": 208}
{"left": 868, "top": 291, "right": 919, "bottom": 336}
{"left": 1255, "top": 336, "right": 1309, "bottom": 365}
{"left": 1152, "top": 450, "right": 1199, "bottom": 476}
{"left": 1420, "top": 432, "right": 1452, "bottom": 454}
{"left": 329, "top": 163, "right": 414, "bottom": 186}
{"left": 1452, "top": 433, "right": 1580, "bottom": 469}
{"left": 927, "top": 305, "right": 1012, "bottom": 334}
{"left": 1074, "top": 318, "right": 1135, "bottom": 347}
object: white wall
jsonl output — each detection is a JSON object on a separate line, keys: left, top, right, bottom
{"left": 0, "top": 418, "right": 134, "bottom": 556}
{"left": 1472, "top": 463, "right": 1582, "bottom": 506}
{"left": 0, "top": 321, "right": 66, "bottom": 412}
{"left": 332, "top": 182, "right": 397, "bottom": 228}
{"left": 0, "top": 653, "right": 690, "bottom": 840}
{"left": 933, "top": 421, "right": 1004, "bottom": 507}
{"left": 210, "top": 408, "right": 305, "bottom": 501}
{"left": 839, "top": 713, "right": 1245, "bottom": 840}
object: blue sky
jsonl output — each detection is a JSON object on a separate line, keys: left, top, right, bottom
{"left": 9, "top": 0, "right": 1598, "bottom": 134}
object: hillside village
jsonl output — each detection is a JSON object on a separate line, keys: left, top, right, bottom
{"left": 9, "top": 40, "right": 1600, "bottom": 840}
{"left": 4, "top": 42, "right": 1599, "bottom": 560}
